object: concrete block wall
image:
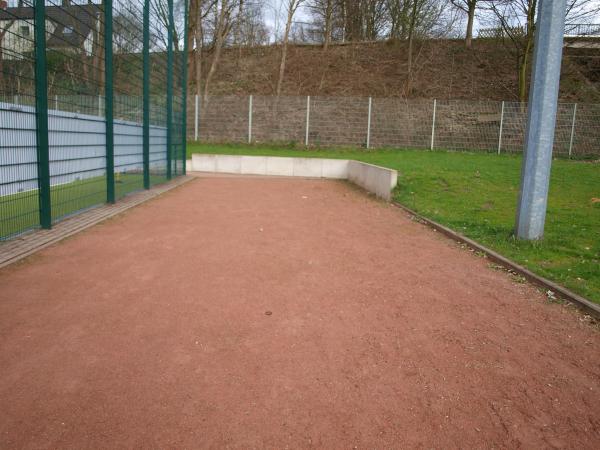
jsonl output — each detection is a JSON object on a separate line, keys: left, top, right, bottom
{"left": 347, "top": 161, "right": 398, "bottom": 201}
{"left": 190, "top": 154, "right": 397, "bottom": 201}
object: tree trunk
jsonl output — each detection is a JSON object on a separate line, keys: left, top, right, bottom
{"left": 195, "top": 8, "right": 204, "bottom": 97}
{"left": 203, "top": 0, "right": 228, "bottom": 102}
{"left": 236, "top": 0, "right": 244, "bottom": 61}
{"left": 406, "top": 0, "right": 419, "bottom": 96}
{"left": 465, "top": 1, "right": 475, "bottom": 48}
{"left": 519, "top": 5, "right": 537, "bottom": 102}
{"left": 519, "top": 37, "right": 534, "bottom": 102}
{"left": 323, "top": 0, "right": 333, "bottom": 51}
{"left": 276, "top": 1, "right": 298, "bottom": 97}
{"left": 187, "top": 0, "right": 198, "bottom": 88}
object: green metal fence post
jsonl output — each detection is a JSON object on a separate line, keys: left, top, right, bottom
{"left": 166, "top": 0, "right": 174, "bottom": 180}
{"left": 34, "top": 0, "right": 52, "bottom": 229}
{"left": 182, "top": 0, "right": 189, "bottom": 175}
{"left": 143, "top": 0, "right": 151, "bottom": 188}
{"left": 104, "top": 0, "right": 115, "bottom": 203}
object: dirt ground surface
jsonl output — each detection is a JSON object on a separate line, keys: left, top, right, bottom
{"left": 1, "top": 176, "right": 599, "bottom": 449}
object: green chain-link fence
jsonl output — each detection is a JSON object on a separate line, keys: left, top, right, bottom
{"left": 0, "top": 0, "right": 188, "bottom": 240}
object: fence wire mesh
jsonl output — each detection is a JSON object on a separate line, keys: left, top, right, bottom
{"left": 0, "top": 0, "right": 187, "bottom": 240}
{"left": 189, "top": 95, "right": 600, "bottom": 158}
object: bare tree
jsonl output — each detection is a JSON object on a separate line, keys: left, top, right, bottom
{"left": 307, "top": 0, "right": 336, "bottom": 49}
{"left": 450, "top": 0, "right": 478, "bottom": 47}
{"left": 482, "top": 0, "right": 600, "bottom": 101}
{"left": 189, "top": 0, "right": 216, "bottom": 97}
{"left": 276, "top": 0, "right": 305, "bottom": 96}
{"left": 323, "top": 0, "right": 334, "bottom": 48}
{"left": 404, "top": 0, "right": 449, "bottom": 94}
{"left": 203, "top": 0, "right": 234, "bottom": 100}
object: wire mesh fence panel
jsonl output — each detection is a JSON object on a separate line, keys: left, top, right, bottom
{"left": 147, "top": 1, "right": 169, "bottom": 187}
{"left": 434, "top": 100, "right": 501, "bottom": 152}
{"left": 369, "top": 98, "right": 433, "bottom": 149}
{"left": 499, "top": 102, "right": 527, "bottom": 154}
{"left": 199, "top": 95, "right": 248, "bottom": 143}
{"left": 553, "top": 103, "right": 577, "bottom": 157}
{"left": 42, "top": 0, "right": 107, "bottom": 220}
{"left": 572, "top": 103, "right": 600, "bottom": 157}
{"left": 0, "top": 0, "right": 187, "bottom": 241}
{"left": 0, "top": 103, "right": 39, "bottom": 239}
{"left": 310, "top": 96, "right": 369, "bottom": 147}
{"left": 171, "top": 8, "right": 186, "bottom": 178}
{"left": 112, "top": 0, "right": 144, "bottom": 199}
{"left": 1, "top": 1, "right": 38, "bottom": 239}
{"left": 48, "top": 110, "right": 107, "bottom": 221}
{"left": 252, "top": 96, "right": 306, "bottom": 145}
{"left": 189, "top": 95, "right": 599, "bottom": 158}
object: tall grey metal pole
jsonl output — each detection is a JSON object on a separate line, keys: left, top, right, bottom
{"left": 568, "top": 103, "right": 577, "bottom": 158}
{"left": 515, "top": 0, "right": 567, "bottom": 240}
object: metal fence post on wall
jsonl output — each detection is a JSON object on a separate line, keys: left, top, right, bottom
{"left": 166, "top": 0, "right": 174, "bottom": 180}
{"left": 248, "top": 95, "right": 253, "bottom": 144}
{"left": 34, "top": 0, "right": 52, "bottom": 229}
{"left": 366, "top": 97, "right": 372, "bottom": 149}
{"left": 194, "top": 95, "right": 199, "bottom": 141}
{"left": 430, "top": 99, "right": 437, "bottom": 150}
{"left": 498, "top": 101, "right": 505, "bottom": 155}
{"left": 142, "top": 0, "right": 150, "bottom": 189}
{"left": 568, "top": 103, "right": 577, "bottom": 158}
{"left": 182, "top": 0, "right": 189, "bottom": 175}
{"left": 305, "top": 96, "right": 311, "bottom": 147}
{"left": 104, "top": 0, "right": 115, "bottom": 203}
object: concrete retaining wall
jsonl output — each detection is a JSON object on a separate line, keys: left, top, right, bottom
{"left": 347, "top": 161, "right": 398, "bottom": 201}
{"left": 190, "top": 154, "right": 398, "bottom": 201}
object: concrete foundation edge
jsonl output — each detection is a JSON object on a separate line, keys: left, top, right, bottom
{"left": 190, "top": 154, "right": 397, "bottom": 201}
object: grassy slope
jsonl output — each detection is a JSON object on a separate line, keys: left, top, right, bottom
{"left": 191, "top": 40, "right": 599, "bottom": 102}
{"left": 188, "top": 143, "right": 600, "bottom": 303}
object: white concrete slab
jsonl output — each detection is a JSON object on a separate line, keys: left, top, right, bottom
{"left": 189, "top": 154, "right": 397, "bottom": 201}
{"left": 348, "top": 160, "right": 397, "bottom": 201}
{"left": 192, "top": 154, "right": 216, "bottom": 172}
{"left": 266, "top": 157, "right": 294, "bottom": 176}
{"left": 321, "top": 159, "right": 349, "bottom": 179}
{"left": 216, "top": 155, "right": 242, "bottom": 174}
{"left": 241, "top": 156, "right": 268, "bottom": 175}
{"left": 292, "top": 158, "right": 322, "bottom": 178}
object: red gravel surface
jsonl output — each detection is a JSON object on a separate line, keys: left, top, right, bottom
{"left": 1, "top": 176, "right": 599, "bottom": 449}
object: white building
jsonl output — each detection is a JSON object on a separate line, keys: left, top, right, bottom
{"left": 0, "top": 4, "right": 101, "bottom": 60}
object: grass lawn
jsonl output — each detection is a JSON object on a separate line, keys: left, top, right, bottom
{"left": 188, "top": 143, "right": 600, "bottom": 303}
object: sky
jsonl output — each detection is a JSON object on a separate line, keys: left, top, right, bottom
{"left": 263, "top": 0, "right": 311, "bottom": 39}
